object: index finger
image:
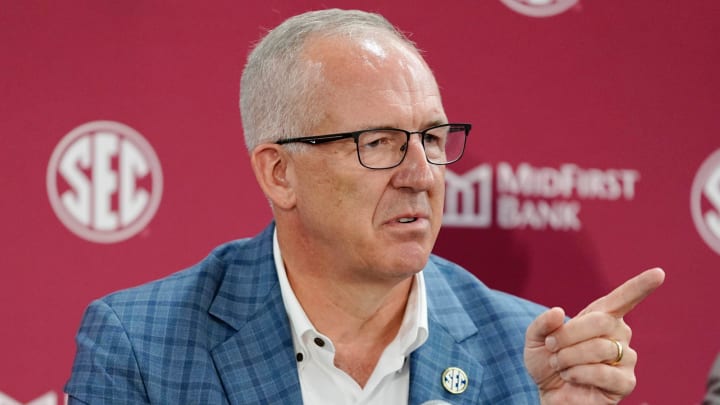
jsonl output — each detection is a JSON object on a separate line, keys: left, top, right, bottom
{"left": 579, "top": 267, "right": 665, "bottom": 318}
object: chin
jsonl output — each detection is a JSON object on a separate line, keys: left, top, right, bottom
{"left": 388, "top": 246, "right": 432, "bottom": 274}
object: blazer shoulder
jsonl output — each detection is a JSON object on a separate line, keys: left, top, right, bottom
{"left": 97, "top": 228, "right": 274, "bottom": 337}
{"left": 101, "top": 239, "right": 238, "bottom": 308}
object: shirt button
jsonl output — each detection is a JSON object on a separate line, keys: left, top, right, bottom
{"left": 314, "top": 337, "right": 325, "bottom": 347}
{"left": 296, "top": 353, "right": 304, "bottom": 362}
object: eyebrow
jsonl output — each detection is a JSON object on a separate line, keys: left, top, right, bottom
{"left": 355, "top": 119, "right": 449, "bottom": 131}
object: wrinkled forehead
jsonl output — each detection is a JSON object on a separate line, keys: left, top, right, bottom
{"left": 300, "top": 31, "right": 439, "bottom": 91}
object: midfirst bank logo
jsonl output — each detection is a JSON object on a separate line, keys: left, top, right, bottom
{"left": 46, "top": 121, "right": 163, "bottom": 244}
{"left": 500, "top": 0, "right": 579, "bottom": 18}
{"left": 444, "top": 162, "right": 640, "bottom": 230}
{"left": 691, "top": 148, "right": 720, "bottom": 256}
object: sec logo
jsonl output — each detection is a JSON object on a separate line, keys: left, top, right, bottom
{"left": 46, "top": 120, "right": 163, "bottom": 243}
{"left": 691, "top": 148, "right": 720, "bottom": 256}
{"left": 500, "top": 0, "right": 579, "bottom": 18}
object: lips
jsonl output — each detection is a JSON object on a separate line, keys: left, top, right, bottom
{"left": 397, "top": 217, "right": 417, "bottom": 223}
{"left": 388, "top": 211, "right": 429, "bottom": 225}
{"left": 385, "top": 202, "right": 431, "bottom": 226}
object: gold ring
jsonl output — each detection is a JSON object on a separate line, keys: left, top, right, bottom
{"left": 609, "top": 338, "right": 623, "bottom": 366}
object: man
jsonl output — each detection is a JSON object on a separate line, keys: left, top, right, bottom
{"left": 65, "top": 9, "right": 664, "bottom": 404}
{"left": 706, "top": 354, "right": 720, "bottom": 405}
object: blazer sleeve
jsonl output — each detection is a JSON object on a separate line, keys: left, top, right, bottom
{"left": 65, "top": 299, "right": 150, "bottom": 405}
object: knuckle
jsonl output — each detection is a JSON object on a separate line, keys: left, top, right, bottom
{"left": 625, "top": 346, "right": 638, "bottom": 363}
{"left": 620, "top": 373, "right": 637, "bottom": 394}
{"left": 586, "top": 311, "right": 615, "bottom": 332}
{"left": 624, "top": 323, "right": 633, "bottom": 340}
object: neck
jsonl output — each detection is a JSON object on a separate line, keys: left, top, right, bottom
{"left": 286, "top": 259, "right": 413, "bottom": 341}
{"left": 277, "top": 223, "right": 417, "bottom": 386}
{"left": 275, "top": 219, "right": 417, "bottom": 338}
{"left": 286, "top": 264, "right": 414, "bottom": 387}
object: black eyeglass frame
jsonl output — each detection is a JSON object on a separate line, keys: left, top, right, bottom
{"left": 276, "top": 123, "right": 471, "bottom": 170}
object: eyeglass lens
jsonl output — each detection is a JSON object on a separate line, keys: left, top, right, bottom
{"left": 357, "top": 125, "right": 466, "bottom": 169}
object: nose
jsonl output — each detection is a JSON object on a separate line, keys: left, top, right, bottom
{"left": 391, "top": 134, "right": 435, "bottom": 191}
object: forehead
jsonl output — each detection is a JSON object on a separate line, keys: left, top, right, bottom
{"left": 303, "top": 32, "right": 433, "bottom": 88}
{"left": 301, "top": 32, "right": 446, "bottom": 131}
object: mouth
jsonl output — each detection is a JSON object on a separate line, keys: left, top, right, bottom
{"left": 385, "top": 206, "right": 431, "bottom": 227}
{"left": 397, "top": 217, "right": 418, "bottom": 224}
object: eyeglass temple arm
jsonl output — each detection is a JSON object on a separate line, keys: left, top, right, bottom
{"left": 276, "top": 133, "right": 356, "bottom": 145}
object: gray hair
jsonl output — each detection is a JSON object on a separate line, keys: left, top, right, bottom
{"left": 239, "top": 9, "right": 418, "bottom": 151}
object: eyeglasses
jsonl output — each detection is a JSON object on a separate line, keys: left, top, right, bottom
{"left": 276, "top": 123, "right": 471, "bottom": 170}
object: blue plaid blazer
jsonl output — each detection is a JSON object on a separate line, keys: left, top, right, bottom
{"left": 66, "top": 223, "right": 545, "bottom": 404}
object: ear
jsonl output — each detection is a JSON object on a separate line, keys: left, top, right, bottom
{"left": 250, "top": 144, "right": 297, "bottom": 210}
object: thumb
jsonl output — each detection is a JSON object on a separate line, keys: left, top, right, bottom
{"left": 525, "top": 307, "right": 565, "bottom": 348}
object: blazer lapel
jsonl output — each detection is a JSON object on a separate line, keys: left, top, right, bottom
{"left": 409, "top": 263, "right": 484, "bottom": 405}
{"left": 210, "top": 293, "right": 302, "bottom": 404}
{"left": 208, "top": 224, "right": 303, "bottom": 404}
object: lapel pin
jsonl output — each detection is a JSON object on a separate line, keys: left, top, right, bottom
{"left": 441, "top": 366, "right": 468, "bottom": 394}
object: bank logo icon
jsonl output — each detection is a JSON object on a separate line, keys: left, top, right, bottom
{"left": 444, "top": 165, "right": 493, "bottom": 228}
{"left": 500, "top": 0, "right": 579, "bottom": 18}
{"left": 46, "top": 121, "right": 163, "bottom": 244}
{"left": 691, "top": 148, "right": 720, "bottom": 256}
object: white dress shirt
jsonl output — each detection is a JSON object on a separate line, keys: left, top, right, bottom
{"left": 273, "top": 230, "right": 429, "bottom": 405}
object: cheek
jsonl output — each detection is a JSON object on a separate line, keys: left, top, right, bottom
{"left": 297, "top": 164, "right": 381, "bottom": 220}
{"left": 330, "top": 175, "right": 384, "bottom": 213}
{"left": 292, "top": 160, "right": 335, "bottom": 214}
{"left": 431, "top": 169, "right": 446, "bottom": 224}
{"left": 432, "top": 167, "right": 446, "bottom": 198}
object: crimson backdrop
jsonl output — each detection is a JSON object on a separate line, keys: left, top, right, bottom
{"left": 2, "top": 1, "right": 719, "bottom": 403}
